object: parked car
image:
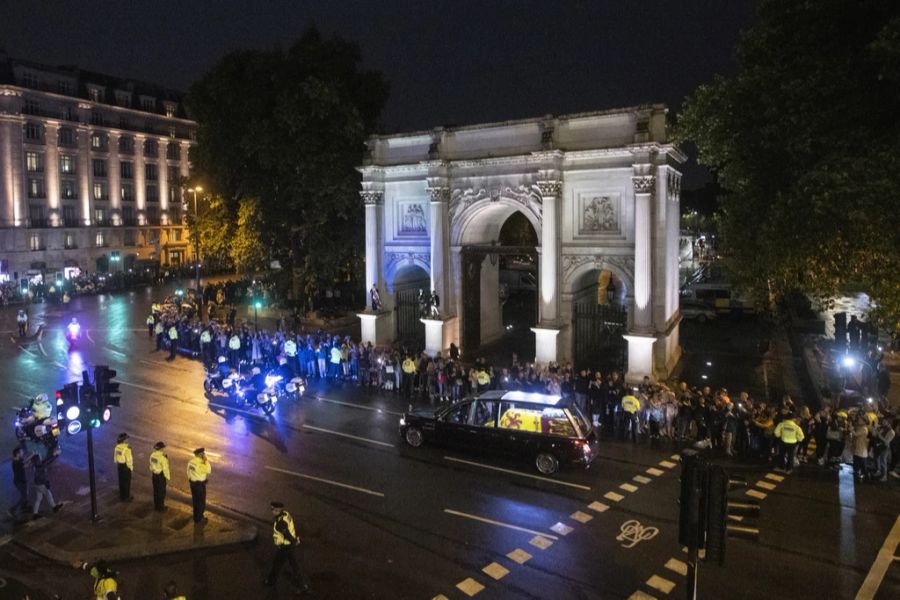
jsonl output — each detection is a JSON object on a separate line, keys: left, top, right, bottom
{"left": 680, "top": 300, "right": 717, "bottom": 322}
{"left": 400, "top": 390, "right": 598, "bottom": 475}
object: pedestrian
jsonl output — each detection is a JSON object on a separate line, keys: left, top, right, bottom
{"left": 264, "top": 501, "right": 310, "bottom": 594}
{"left": 7, "top": 447, "right": 28, "bottom": 517}
{"left": 164, "top": 580, "right": 187, "bottom": 599}
{"left": 620, "top": 389, "right": 641, "bottom": 443}
{"left": 76, "top": 559, "right": 119, "bottom": 600}
{"left": 187, "top": 447, "right": 211, "bottom": 524}
{"left": 773, "top": 413, "right": 804, "bottom": 474}
{"left": 146, "top": 313, "right": 155, "bottom": 338}
{"left": 168, "top": 323, "right": 179, "bottom": 360}
{"left": 114, "top": 433, "right": 133, "bottom": 501}
{"left": 873, "top": 418, "right": 895, "bottom": 482}
{"left": 17, "top": 309, "right": 28, "bottom": 337}
{"left": 31, "top": 455, "right": 63, "bottom": 518}
{"left": 850, "top": 414, "right": 870, "bottom": 481}
{"left": 149, "top": 441, "right": 170, "bottom": 511}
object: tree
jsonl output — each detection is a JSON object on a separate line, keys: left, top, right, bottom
{"left": 187, "top": 27, "right": 389, "bottom": 303}
{"left": 675, "top": 0, "right": 900, "bottom": 327}
{"left": 230, "top": 197, "right": 267, "bottom": 273}
{"left": 187, "top": 193, "right": 234, "bottom": 271}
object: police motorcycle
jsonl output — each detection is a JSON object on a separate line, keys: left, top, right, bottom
{"left": 228, "top": 367, "right": 278, "bottom": 415}
{"left": 203, "top": 356, "right": 242, "bottom": 396}
{"left": 14, "top": 393, "right": 62, "bottom": 460}
{"left": 65, "top": 317, "right": 81, "bottom": 350}
{"left": 276, "top": 356, "right": 306, "bottom": 401}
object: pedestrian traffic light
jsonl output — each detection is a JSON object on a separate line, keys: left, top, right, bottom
{"left": 94, "top": 365, "right": 121, "bottom": 407}
{"left": 704, "top": 467, "right": 760, "bottom": 565}
{"left": 57, "top": 383, "right": 80, "bottom": 431}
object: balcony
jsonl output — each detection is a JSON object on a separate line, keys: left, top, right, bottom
{"left": 62, "top": 218, "right": 82, "bottom": 227}
{"left": 93, "top": 219, "right": 110, "bottom": 227}
{"left": 122, "top": 218, "right": 137, "bottom": 226}
{"left": 28, "top": 218, "right": 49, "bottom": 228}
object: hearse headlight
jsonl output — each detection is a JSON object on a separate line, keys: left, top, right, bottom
{"left": 399, "top": 417, "right": 406, "bottom": 427}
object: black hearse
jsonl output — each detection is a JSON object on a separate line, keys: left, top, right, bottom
{"left": 399, "top": 390, "right": 598, "bottom": 474}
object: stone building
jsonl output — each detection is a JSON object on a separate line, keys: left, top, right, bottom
{"left": 359, "top": 105, "right": 684, "bottom": 382}
{"left": 0, "top": 53, "right": 196, "bottom": 282}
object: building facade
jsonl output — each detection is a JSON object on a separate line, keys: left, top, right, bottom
{"left": 359, "top": 105, "right": 684, "bottom": 382}
{"left": 0, "top": 53, "right": 196, "bottom": 282}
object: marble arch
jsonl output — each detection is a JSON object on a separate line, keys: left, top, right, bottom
{"left": 358, "top": 105, "right": 685, "bottom": 382}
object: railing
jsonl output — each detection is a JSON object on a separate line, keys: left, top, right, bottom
{"left": 62, "top": 218, "right": 81, "bottom": 227}
{"left": 28, "top": 218, "right": 49, "bottom": 228}
{"left": 121, "top": 218, "right": 137, "bottom": 226}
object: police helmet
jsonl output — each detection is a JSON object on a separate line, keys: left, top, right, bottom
{"left": 218, "top": 356, "right": 227, "bottom": 364}
{"left": 251, "top": 367, "right": 261, "bottom": 375}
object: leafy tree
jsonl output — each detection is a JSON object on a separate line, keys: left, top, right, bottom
{"left": 186, "top": 193, "right": 234, "bottom": 270}
{"left": 230, "top": 197, "right": 267, "bottom": 273}
{"left": 676, "top": 0, "right": 900, "bottom": 327}
{"left": 187, "top": 27, "right": 389, "bottom": 304}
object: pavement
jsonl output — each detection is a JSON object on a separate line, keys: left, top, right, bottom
{"left": 7, "top": 459, "right": 257, "bottom": 565}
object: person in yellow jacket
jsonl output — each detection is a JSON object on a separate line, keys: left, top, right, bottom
{"left": 75, "top": 559, "right": 118, "bottom": 600}
{"left": 114, "top": 433, "right": 133, "bottom": 501}
{"left": 149, "top": 441, "right": 170, "bottom": 512}
{"left": 774, "top": 413, "right": 805, "bottom": 474}
{"left": 187, "top": 447, "right": 212, "bottom": 524}
{"left": 476, "top": 368, "right": 491, "bottom": 393}
{"left": 164, "top": 580, "right": 187, "bottom": 599}
{"left": 264, "top": 501, "right": 310, "bottom": 593}
{"left": 621, "top": 390, "right": 642, "bottom": 443}
{"left": 401, "top": 356, "right": 416, "bottom": 401}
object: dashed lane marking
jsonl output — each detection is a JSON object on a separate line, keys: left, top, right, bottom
{"left": 620, "top": 483, "right": 639, "bottom": 493}
{"left": 301, "top": 423, "right": 395, "bottom": 447}
{"left": 506, "top": 548, "right": 532, "bottom": 564}
{"left": 670, "top": 454, "right": 680, "bottom": 460}
{"left": 481, "top": 562, "right": 509, "bottom": 580}
{"left": 550, "top": 522, "right": 574, "bottom": 536}
{"left": 443, "top": 509, "right": 559, "bottom": 540}
{"left": 765, "top": 472, "right": 785, "bottom": 482}
{"left": 588, "top": 501, "right": 610, "bottom": 513}
{"left": 570, "top": 510, "right": 593, "bottom": 523}
{"left": 646, "top": 467, "right": 665, "bottom": 476}
{"left": 17, "top": 345, "right": 39, "bottom": 358}
{"left": 746, "top": 489, "right": 767, "bottom": 500}
{"left": 85, "top": 330, "right": 95, "bottom": 344}
{"left": 604, "top": 491, "right": 625, "bottom": 502}
{"left": 443, "top": 456, "right": 592, "bottom": 490}
{"left": 664, "top": 558, "right": 687, "bottom": 576}
{"left": 729, "top": 515, "right": 744, "bottom": 522}
{"left": 628, "top": 592, "right": 657, "bottom": 600}
{"left": 315, "top": 395, "right": 404, "bottom": 416}
{"left": 529, "top": 535, "right": 554, "bottom": 550}
{"left": 646, "top": 574, "right": 676, "bottom": 594}
{"left": 265, "top": 465, "right": 385, "bottom": 497}
{"left": 659, "top": 460, "right": 677, "bottom": 468}
{"left": 756, "top": 480, "right": 777, "bottom": 490}
{"left": 633, "top": 475, "right": 652, "bottom": 484}
{"left": 456, "top": 578, "right": 485, "bottom": 597}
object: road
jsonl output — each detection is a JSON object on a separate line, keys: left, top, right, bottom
{"left": 0, "top": 288, "right": 898, "bottom": 600}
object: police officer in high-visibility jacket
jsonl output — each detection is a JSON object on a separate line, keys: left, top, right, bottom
{"left": 264, "top": 501, "right": 310, "bottom": 593}
{"left": 146, "top": 313, "right": 155, "bottom": 338}
{"left": 155, "top": 320, "right": 165, "bottom": 351}
{"left": 284, "top": 338, "right": 297, "bottom": 377}
{"left": 149, "top": 441, "right": 170, "bottom": 511}
{"left": 187, "top": 447, "right": 211, "bottom": 524}
{"left": 774, "top": 413, "right": 805, "bottom": 474}
{"left": 77, "top": 559, "right": 118, "bottom": 600}
{"left": 114, "top": 433, "right": 133, "bottom": 501}
{"left": 164, "top": 580, "right": 187, "bottom": 600}
{"left": 621, "top": 390, "right": 642, "bottom": 443}
{"left": 401, "top": 356, "right": 416, "bottom": 401}
{"left": 168, "top": 324, "right": 179, "bottom": 359}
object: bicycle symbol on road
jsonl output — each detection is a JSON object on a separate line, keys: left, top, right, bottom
{"left": 616, "top": 519, "right": 659, "bottom": 548}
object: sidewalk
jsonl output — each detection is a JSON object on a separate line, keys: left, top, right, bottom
{"left": 9, "top": 461, "right": 256, "bottom": 564}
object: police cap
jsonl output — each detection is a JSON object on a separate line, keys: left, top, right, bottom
{"left": 270, "top": 501, "right": 285, "bottom": 509}
{"left": 117, "top": 433, "right": 129, "bottom": 443}
{"left": 193, "top": 447, "right": 205, "bottom": 455}
{"left": 154, "top": 441, "right": 166, "bottom": 450}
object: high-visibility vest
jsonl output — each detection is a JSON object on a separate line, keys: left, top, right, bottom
{"left": 284, "top": 340, "right": 297, "bottom": 356}
{"left": 146, "top": 315, "right": 154, "bottom": 326}
{"left": 187, "top": 456, "right": 211, "bottom": 482}
{"left": 402, "top": 359, "right": 416, "bottom": 374}
{"left": 621, "top": 395, "right": 641, "bottom": 414}
{"left": 476, "top": 371, "right": 490, "bottom": 386}
{"left": 774, "top": 420, "right": 804, "bottom": 444}
{"left": 155, "top": 322, "right": 164, "bottom": 335}
{"left": 168, "top": 326, "right": 178, "bottom": 340}
{"left": 114, "top": 443, "right": 133, "bottom": 470}
{"left": 273, "top": 511, "right": 297, "bottom": 546}
{"left": 93, "top": 575, "right": 118, "bottom": 599}
{"left": 228, "top": 335, "right": 241, "bottom": 350}
{"left": 149, "top": 450, "right": 170, "bottom": 480}
{"left": 200, "top": 330, "right": 212, "bottom": 343}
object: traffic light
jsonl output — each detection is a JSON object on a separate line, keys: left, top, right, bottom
{"left": 704, "top": 466, "right": 760, "bottom": 565}
{"left": 94, "top": 365, "right": 121, "bottom": 407}
{"left": 57, "top": 383, "right": 80, "bottom": 434}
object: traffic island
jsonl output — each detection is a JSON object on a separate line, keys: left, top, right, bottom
{"left": 12, "top": 485, "right": 257, "bottom": 564}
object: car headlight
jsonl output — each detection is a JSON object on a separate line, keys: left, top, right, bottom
{"left": 399, "top": 417, "right": 406, "bottom": 427}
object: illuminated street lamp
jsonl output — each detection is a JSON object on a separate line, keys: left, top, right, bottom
{"left": 187, "top": 186, "right": 203, "bottom": 320}
{"left": 254, "top": 300, "right": 262, "bottom": 331}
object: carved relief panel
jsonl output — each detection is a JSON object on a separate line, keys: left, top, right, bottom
{"left": 574, "top": 191, "right": 622, "bottom": 239}
{"left": 396, "top": 201, "right": 428, "bottom": 237}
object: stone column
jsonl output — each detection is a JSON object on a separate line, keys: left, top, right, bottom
{"left": 159, "top": 139, "right": 169, "bottom": 224}
{"left": 358, "top": 189, "right": 391, "bottom": 346}
{"left": 427, "top": 185, "right": 449, "bottom": 314}
{"left": 44, "top": 122, "right": 60, "bottom": 226}
{"left": 536, "top": 175, "right": 561, "bottom": 324}
{"left": 625, "top": 172, "right": 656, "bottom": 383}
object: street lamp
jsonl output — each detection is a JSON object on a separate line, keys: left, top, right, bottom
{"left": 254, "top": 300, "right": 261, "bottom": 332}
{"left": 187, "top": 186, "right": 203, "bottom": 321}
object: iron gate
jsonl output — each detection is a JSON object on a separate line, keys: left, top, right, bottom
{"left": 572, "top": 303, "right": 628, "bottom": 373}
{"left": 395, "top": 288, "right": 425, "bottom": 349}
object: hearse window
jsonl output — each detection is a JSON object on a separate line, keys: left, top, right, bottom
{"left": 445, "top": 402, "right": 471, "bottom": 424}
{"left": 472, "top": 400, "right": 497, "bottom": 427}
{"left": 497, "top": 403, "right": 577, "bottom": 437}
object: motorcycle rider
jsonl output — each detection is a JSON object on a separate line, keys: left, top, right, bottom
{"left": 30, "top": 393, "right": 53, "bottom": 421}
{"left": 16, "top": 309, "right": 28, "bottom": 337}
{"left": 66, "top": 317, "right": 81, "bottom": 346}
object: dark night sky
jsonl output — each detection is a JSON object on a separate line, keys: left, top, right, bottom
{"left": 0, "top": 0, "right": 754, "bottom": 185}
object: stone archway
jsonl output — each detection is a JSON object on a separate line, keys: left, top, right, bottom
{"left": 390, "top": 263, "right": 430, "bottom": 349}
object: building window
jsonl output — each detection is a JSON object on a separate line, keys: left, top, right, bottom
{"left": 88, "top": 87, "right": 103, "bottom": 103}
{"left": 116, "top": 92, "right": 131, "bottom": 107}
{"left": 65, "top": 232, "right": 77, "bottom": 249}
{"left": 165, "top": 104, "right": 176, "bottom": 118}
{"left": 92, "top": 158, "right": 107, "bottom": 178}
{"left": 23, "top": 100, "right": 40, "bottom": 115}
{"left": 22, "top": 72, "right": 39, "bottom": 88}
{"left": 146, "top": 184, "right": 158, "bottom": 203}
{"left": 28, "top": 204, "right": 45, "bottom": 227}
{"left": 58, "top": 127, "right": 76, "bottom": 146}
{"left": 173, "top": 228, "right": 183, "bottom": 242}
{"left": 121, "top": 183, "right": 134, "bottom": 203}
{"left": 118, "top": 136, "right": 134, "bottom": 154}
{"left": 26, "top": 152, "right": 43, "bottom": 173}
{"left": 122, "top": 206, "right": 135, "bottom": 226}
{"left": 63, "top": 205, "right": 78, "bottom": 226}
{"left": 57, "top": 80, "right": 72, "bottom": 95}
{"left": 27, "top": 179, "right": 45, "bottom": 198}
{"left": 141, "top": 97, "right": 155, "bottom": 111}
{"left": 146, "top": 206, "right": 159, "bottom": 225}
{"left": 60, "top": 154, "right": 76, "bottom": 174}
{"left": 93, "top": 182, "right": 107, "bottom": 201}
{"left": 143, "top": 139, "right": 158, "bottom": 157}
{"left": 91, "top": 132, "right": 107, "bottom": 151}
{"left": 95, "top": 232, "right": 105, "bottom": 247}
{"left": 25, "top": 122, "right": 43, "bottom": 142}
{"left": 61, "top": 179, "right": 78, "bottom": 200}
{"left": 90, "top": 111, "right": 104, "bottom": 125}
{"left": 120, "top": 161, "right": 133, "bottom": 179}
{"left": 119, "top": 116, "right": 131, "bottom": 130}
{"left": 166, "top": 144, "right": 180, "bottom": 160}
{"left": 145, "top": 163, "right": 158, "bottom": 181}
{"left": 29, "top": 233, "right": 43, "bottom": 251}
{"left": 124, "top": 230, "right": 136, "bottom": 246}
{"left": 94, "top": 207, "right": 107, "bottom": 225}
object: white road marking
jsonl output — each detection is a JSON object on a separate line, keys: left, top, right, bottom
{"left": 506, "top": 548, "right": 532, "bottom": 564}
{"left": 617, "top": 519, "right": 659, "bottom": 548}
{"left": 550, "top": 522, "right": 574, "bottom": 536}
{"left": 855, "top": 514, "right": 900, "bottom": 600}
{"left": 756, "top": 480, "right": 776, "bottom": 490}
{"left": 529, "top": 535, "right": 554, "bottom": 550}
{"left": 570, "top": 510, "right": 593, "bottom": 523}
{"left": 17, "top": 345, "right": 39, "bottom": 358}
{"left": 443, "top": 456, "right": 591, "bottom": 490}
{"left": 455, "top": 578, "right": 484, "bottom": 597}
{"left": 646, "top": 467, "right": 665, "bottom": 476}
{"left": 628, "top": 592, "right": 657, "bottom": 600}
{"left": 646, "top": 574, "right": 676, "bottom": 594}
{"left": 443, "top": 509, "right": 559, "bottom": 540}
{"left": 664, "top": 558, "right": 688, "bottom": 576}
{"left": 620, "top": 483, "right": 639, "bottom": 493}
{"left": 728, "top": 515, "right": 744, "bottom": 522}
{"left": 266, "top": 465, "right": 385, "bottom": 497}
{"left": 604, "top": 491, "right": 625, "bottom": 502}
{"left": 765, "top": 472, "right": 785, "bottom": 482}
{"left": 588, "top": 501, "right": 610, "bottom": 513}
{"left": 633, "top": 475, "right": 652, "bottom": 484}
{"left": 85, "top": 330, "right": 95, "bottom": 344}
{"left": 659, "top": 460, "right": 677, "bottom": 468}
{"left": 432, "top": 595, "right": 449, "bottom": 600}
{"left": 0, "top": 534, "right": 12, "bottom": 547}
{"left": 38, "top": 342, "right": 47, "bottom": 356}
{"left": 301, "top": 424, "right": 395, "bottom": 447}
{"left": 315, "top": 395, "right": 403, "bottom": 416}
{"left": 746, "top": 489, "right": 767, "bottom": 500}
{"left": 481, "top": 562, "right": 509, "bottom": 580}
{"left": 670, "top": 454, "right": 680, "bottom": 460}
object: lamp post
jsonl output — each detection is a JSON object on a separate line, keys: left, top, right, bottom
{"left": 254, "top": 300, "right": 261, "bottom": 332}
{"left": 187, "top": 186, "right": 203, "bottom": 321}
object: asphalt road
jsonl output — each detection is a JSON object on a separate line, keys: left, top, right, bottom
{"left": 0, "top": 288, "right": 897, "bottom": 600}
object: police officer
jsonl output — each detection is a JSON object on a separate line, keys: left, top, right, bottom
{"left": 114, "top": 433, "right": 133, "bottom": 501}
{"left": 264, "top": 501, "right": 310, "bottom": 593}
{"left": 168, "top": 323, "right": 179, "bottom": 359}
{"left": 146, "top": 313, "right": 155, "bottom": 338}
{"left": 774, "top": 413, "right": 804, "bottom": 474}
{"left": 155, "top": 319, "right": 165, "bottom": 351}
{"left": 76, "top": 559, "right": 118, "bottom": 600}
{"left": 199, "top": 327, "right": 213, "bottom": 366}
{"left": 187, "top": 447, "right": 211, "bottom": 524}
{"left": 284, "top": 337, "right": 298, "bottom": 377}
{"left": 16, "top": 309, "right": 28, "bottom": 337}
{"left": 164, "top": 580, "right": 187, "bottom": 600}
{"left": 228, "top": 332, "right": 241, "bottom": 368}
{"left": 621, "top": 389, "right": 641, "bottom": 443}
{"left": 149, "top": 441, "right": 170, "bottom": 511}
{"left": 401, "top": 355, "right": 416, "bottom": 401}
